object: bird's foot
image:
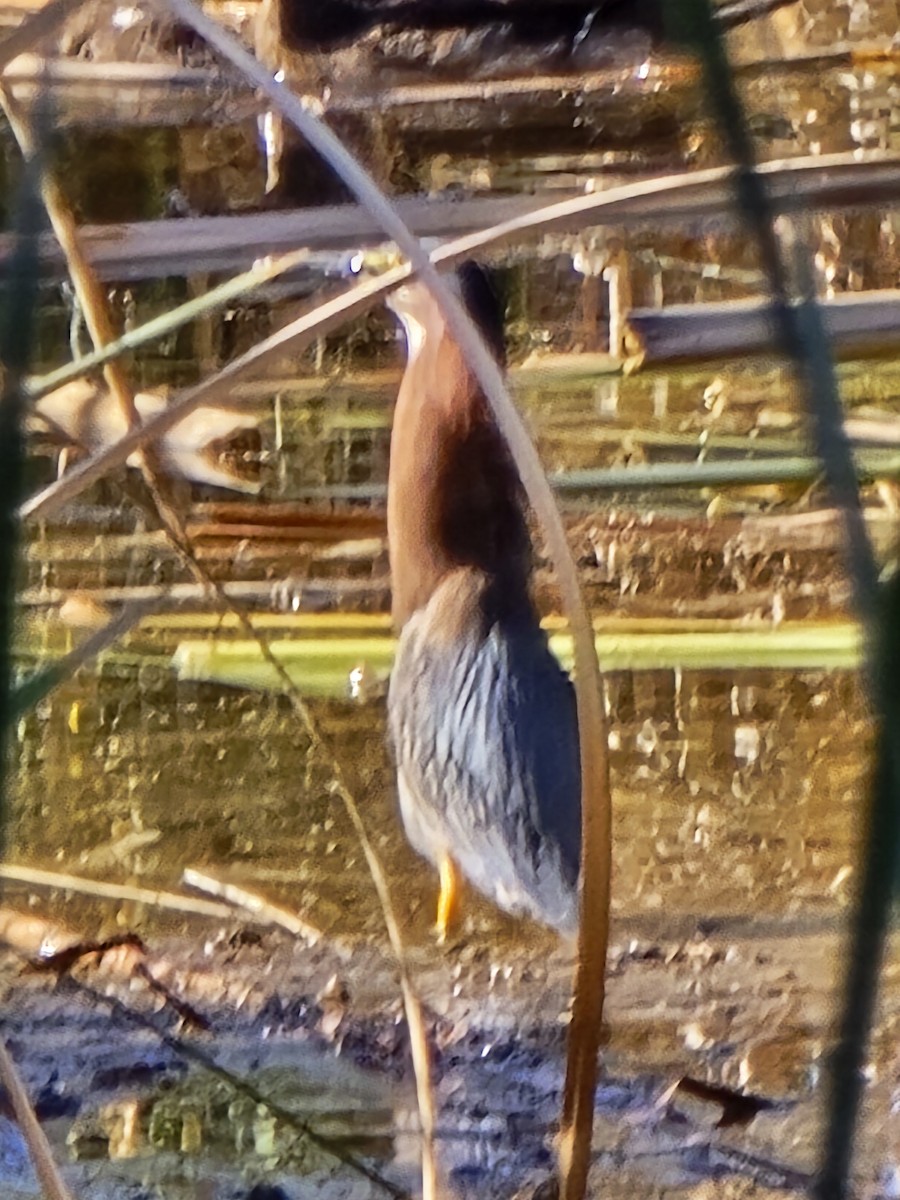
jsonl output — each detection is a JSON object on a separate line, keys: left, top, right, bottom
{"left": 435, "top": 855, "right": 461, "bottom": 944}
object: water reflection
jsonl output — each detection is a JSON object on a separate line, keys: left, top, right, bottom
{"left": 9, "top": 661, "right": 870, "bottom": 939}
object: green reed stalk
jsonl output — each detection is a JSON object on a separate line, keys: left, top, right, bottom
{"left": 0, "top": 122, "right": 43, "bottom": 855}
{"left": 673, "top": 4, "right": 898, "bottom": 1197}
{"left": 167, "top": 622, "right": 862, "bottom": 696}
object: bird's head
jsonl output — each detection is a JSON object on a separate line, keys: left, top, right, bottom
{"left": 387, "top": 261, "right": 506, "bottom": 367}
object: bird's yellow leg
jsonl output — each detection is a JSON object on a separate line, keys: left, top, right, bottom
{"left": 436, "top": 855, "right": 461, "bottom": 944}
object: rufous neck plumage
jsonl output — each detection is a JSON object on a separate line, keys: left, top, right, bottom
{"left": 386, "top": 273, "right": 531, "bottom": 630}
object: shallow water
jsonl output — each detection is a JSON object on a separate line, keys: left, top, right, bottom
{"left": 0, "top": 659, "right": 881, "bottom": 1198}
{"left": 8, "top": 660, "right": 870, "bottom": 940}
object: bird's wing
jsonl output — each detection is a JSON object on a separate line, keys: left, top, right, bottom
{"left": 388, "top": 604, "right": 580, "bottom": 931}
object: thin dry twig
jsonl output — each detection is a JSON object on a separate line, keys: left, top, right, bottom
{"left": 2, "top": 193, "right": 544, "bottom": 280}
{"left": 0, "top": 1040, "right": 74, "bottom": 1200}
{"left": 0, "top": 863, "right": 236, "bottom": 920}
{"left": 182, "top": 867, "right": 330, "bottom": 948}
{"left": 316, "top": 42, "right": 900, "bottom": 111}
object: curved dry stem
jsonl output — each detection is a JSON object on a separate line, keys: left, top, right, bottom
{"left": 6, "top": 88, "right": 416, "bottom": 1200}
{"left": 182, "top": 867, "right": 329, "bottom": 946}
{"left": 0, "top": 0, "right": 90, "bottom": 73}
{"left": 0, "top": 83, "right": 195, "bottom": 566}
{"left": 151, "top": 4, "right": 609, "bottom": 1197}
{"left": 0, "top": 863, "right": 235, "bottom": 920}
{"left": 0, "top": 1040, "right": 74, "bottom": 1200}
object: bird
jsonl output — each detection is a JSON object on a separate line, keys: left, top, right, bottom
{"left": 385, "top": 261, "right": 581, "bottom": 941}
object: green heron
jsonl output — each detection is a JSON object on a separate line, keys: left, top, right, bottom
{"left": 385, "top": 262, "right": 581, "bottom": 940}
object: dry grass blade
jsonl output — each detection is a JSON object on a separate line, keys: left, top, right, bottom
{"left": 324, "top": 65, "right": 695, "bottom": 110}
{"left": 0, "top": 863, "right": 236, "bottom": 919}
{"left": 227, "top": 612, "right": 441, "bottom": 1199}
{"left": 0, "top": 1040, "right": 74, "bottom": 1200}
{"left": 182, "top": 867, "right": 329, "bottom": 947}
{"left": 5, "top": 69, "right": 326, "bottom": 791}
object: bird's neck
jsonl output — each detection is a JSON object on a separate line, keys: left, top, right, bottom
{"left": 387, "top": 327, "right": 532, "bottom": 629}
